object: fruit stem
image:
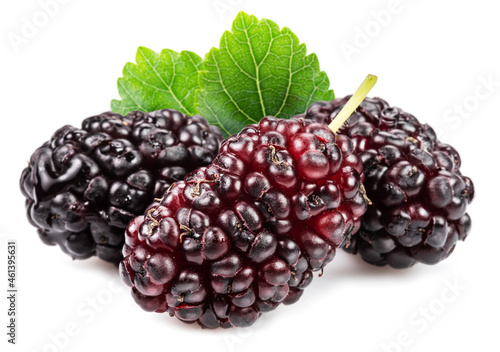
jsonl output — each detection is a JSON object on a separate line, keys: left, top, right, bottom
{"left": 328, "top": 74, "right": 378, "bottom": 133}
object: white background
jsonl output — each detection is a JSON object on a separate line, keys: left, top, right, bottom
{"left": 1, "top": 0, "right": 499, "bottom": 351}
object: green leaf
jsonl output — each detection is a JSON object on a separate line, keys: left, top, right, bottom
{"left": 111, "top": 47, "right": 202, "bottom": 116}
{"left": 197, "top": 12, "right": 334, "bottom": 137}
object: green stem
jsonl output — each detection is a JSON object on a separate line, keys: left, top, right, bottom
{"left": 328, "top": 74, "right": 378, "bottom": 133}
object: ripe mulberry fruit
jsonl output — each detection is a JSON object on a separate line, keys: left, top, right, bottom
{"left": 20, "top": 110, "right": 223, "bottom": 264}
{"left": 306, "top": 96, "right": 474, "bottom": 268}
{"left": 120, "top": 116, "right": 367, "bottom": 328}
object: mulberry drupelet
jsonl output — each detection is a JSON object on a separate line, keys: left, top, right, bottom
{"left": 20, "top": 109, "right": 223, "bottom": 264}
{"left": 120, "top": 116, "right": 367, "bottom": 328}
{"left": 306, "top": 96, "right": 474, "bottom": 268}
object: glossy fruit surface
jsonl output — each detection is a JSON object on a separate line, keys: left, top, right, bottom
{"left": 306, "top": 97, "right": 474, "bottom": 268}
{"left": 20, "top": 110, "right": 222, "bottom": 264}
{"left": 120, "top": 116, "right": 367, "bottom": 327}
